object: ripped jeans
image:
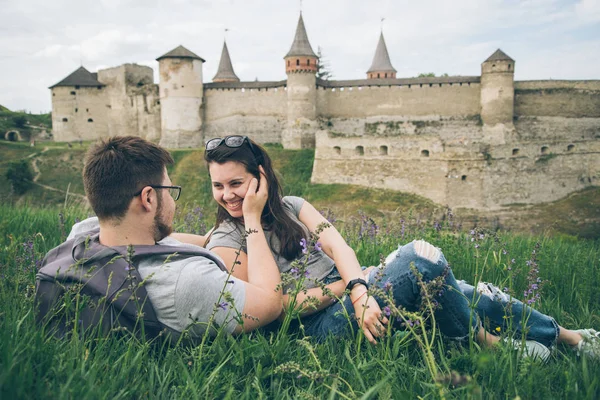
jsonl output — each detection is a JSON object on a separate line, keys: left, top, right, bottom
{"left": 302, "top": 240, "right": 559, "bottom": 348}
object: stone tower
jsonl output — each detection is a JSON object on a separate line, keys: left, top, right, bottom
{"left": 157, "top": 45, "right": 205, "bottom": 148}
{"left": 480, "top": 49, "right": 515, "bottom": 127}
{"left": 213, "top": 40, "right": 240, "bottom": 83}
{"left": 282, "top": 13, "right": 319, "bottom": 149}
{"left": 367, "top": 32, "right": 396, "bottom": 79}
{"left": 49, "top": 66, "right": 108, "bottom": 142}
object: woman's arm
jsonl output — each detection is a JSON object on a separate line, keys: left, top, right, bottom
{"left": 233, "top": 168, "right": 284, "bottom": 333}
{"left": 297, "top": 200, "right": 388, "bottom": 344}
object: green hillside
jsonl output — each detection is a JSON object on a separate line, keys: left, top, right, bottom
{"left": 0, "top": 105, "right": 52, "bottom": 141}
{"left": 1, "top": 140, "right": 599, "bottom": 239}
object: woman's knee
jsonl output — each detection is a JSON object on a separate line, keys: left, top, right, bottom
{"left": 413, "top": 240, "right": 442, "bottom": 264}
{"left": 387, "top": 240, "right": 448, "bottom": 279}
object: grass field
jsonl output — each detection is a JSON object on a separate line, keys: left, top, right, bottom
{"left": 3, "top": 140, "right": 599, "bottom": 240}
{"left": 1, "top": 203, "right": 599, "bottom": 399}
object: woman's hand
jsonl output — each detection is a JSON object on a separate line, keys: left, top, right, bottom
{"left": 353, "top": 294, "right": 388, "bottom": 344}
{"left": 242, "top": 166, "right": 268, "bottom": 221}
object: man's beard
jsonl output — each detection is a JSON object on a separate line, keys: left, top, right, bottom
{"left": 153, "top": 198, "right": 173, "bottom": 242}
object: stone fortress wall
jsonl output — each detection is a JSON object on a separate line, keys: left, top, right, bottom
{"left": 311, "top": 78, "right": 600, "bottom": 209}
{"left": 203, "top": 82, "right": 287, "bottom": 144}
{"left": 49, "top": 14, "right": 600, "bottom": 210}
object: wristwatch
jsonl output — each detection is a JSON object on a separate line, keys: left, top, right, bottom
{"left": 345, "top": 278, "right": 369, "bottom": 292}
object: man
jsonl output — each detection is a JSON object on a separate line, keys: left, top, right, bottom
{"left": 36, "top": 136, "right": 282, "bottom": 340}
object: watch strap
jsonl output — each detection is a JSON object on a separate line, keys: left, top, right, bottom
{"left": 345, "top": 278, "right": 369, "bottom": 292}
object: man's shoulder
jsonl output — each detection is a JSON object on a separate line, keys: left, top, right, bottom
{"left": 67, "top": 217, "right": 100, "bottom": 240}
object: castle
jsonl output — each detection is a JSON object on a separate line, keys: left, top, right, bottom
{"left": 50, "top": 14, "right": 600, "bottom": 210}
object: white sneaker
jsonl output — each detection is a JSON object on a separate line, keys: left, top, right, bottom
{"left": 505, "top": 338, "right": 551, "bottom": 362}
{"left": 572, "top": 329, "right": 600, "bottom": 360}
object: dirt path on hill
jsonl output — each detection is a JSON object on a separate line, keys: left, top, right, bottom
{"left": 27, "top": 147, "right": 87, "bottom": 202}
{"left": 30, "top": 146, "right": 49, "bottom": 182}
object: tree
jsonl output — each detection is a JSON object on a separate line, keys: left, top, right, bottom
{"left": 5, "top": 160, "right": 34, "bottom": 195}
{"left": 316, "top": 46, "right": 333, "bottom": 81}
{"left": 417, "top": 72, "right": 449, "bottom": 78}
{"left": 12, "top": 115, "right": 27, "bottom": 128}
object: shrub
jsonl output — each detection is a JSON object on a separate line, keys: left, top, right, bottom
{"left": 5, "top": 160, "right": 34, "bottom": 195}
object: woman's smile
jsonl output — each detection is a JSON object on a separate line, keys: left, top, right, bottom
{"left": 209, "top": 160, "right": 255, "bottom": 218}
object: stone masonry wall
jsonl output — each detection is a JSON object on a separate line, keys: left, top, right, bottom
{"left": 51, "top": 86, "right": 108, "bottom": 141}
{"left": 312, "top": 115, "right": 600, "bottom": 209}
{"left": 98, "top": 64, "right": 161, "bottom": 141}
{"left": 317, "top": 83, "right": 481, "bottom": 119}
{"left": 515, "top": 80, "right": 600, "bottom": 118}
{"left": 203, "top": 86, "right": 287, "bottom": 144}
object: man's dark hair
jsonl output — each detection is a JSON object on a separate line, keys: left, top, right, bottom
{"left": 83, "top": 136, "right": 174, "bottom": 219}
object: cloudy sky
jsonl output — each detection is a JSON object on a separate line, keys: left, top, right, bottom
{"left": 1, "top": 0, "right": 599, "bottom": 113}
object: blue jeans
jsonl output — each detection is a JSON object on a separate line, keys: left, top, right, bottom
{"left": 302, "top": 240, "right": 559, "bottom": 348}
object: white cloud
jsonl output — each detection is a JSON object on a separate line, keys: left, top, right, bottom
{"left": 576, "top": 0, "right": 600, "bottom": 21}
{"left": 0, "top": 0, "right": 598, "bottom": 112}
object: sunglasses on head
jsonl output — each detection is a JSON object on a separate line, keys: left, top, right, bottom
{"left": 205, "top": 135, "right": 263, "bottom": 164}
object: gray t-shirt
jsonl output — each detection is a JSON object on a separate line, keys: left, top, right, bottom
{"left": 68, "top": 218, "right": 246, "bottom": 338}
{"left": 206, "top": 196, "right": 336, "bottom": 293}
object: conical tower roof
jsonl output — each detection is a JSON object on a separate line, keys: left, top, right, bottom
{"left": 367, "top": 32, "right": 396, "bottom": 73}
{"left": 284, "top": 13, "right": 317, "bottom": 58}
{"left": 49, "top": 66, "right": 104, "bottom": 88}
{"left": 156, "top": 45, "right": 205, "bottom": 62}
{"left": 213, "top": 41, "right": 240, "bottom": 82}
{"left": 485, "top": 49, "right": 514, "bottom": 62}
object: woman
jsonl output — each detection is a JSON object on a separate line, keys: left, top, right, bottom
{"left": 196, "top": 135, "right": 598, "bottom": 359}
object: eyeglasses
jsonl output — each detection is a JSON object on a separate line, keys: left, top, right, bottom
{"left": 133, "top": 185, "right": 182, "bottom": 201}
{"left": 205, "top": 135, "right": 263, "bottom": 164}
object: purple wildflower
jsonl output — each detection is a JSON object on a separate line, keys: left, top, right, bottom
{"left": 383, "top": 306, "right": 391, "bottom": 317}
{"left": 300, "top": 238, "right": 308, "bottom": 254}
{"left": 314, "top": 242, "right": 322, "bottom": 252}
{"left": 383, "top": 281, "right": 392, "bottom": 291}
{"left": 290, "top": 267, "right": 299, "bottom": 274}
{"left": 218, "top": 301, "right": 229, "bottom": 311}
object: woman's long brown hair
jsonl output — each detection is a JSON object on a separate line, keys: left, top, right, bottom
{"left": 204, "top": 138, "right": 306, "bottom": 260}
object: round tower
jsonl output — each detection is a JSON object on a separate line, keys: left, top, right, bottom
{"left": 157, "top": 45, "right": 205, "bottom": 148}
{"left": 282, "top": 13, "right": 318, "bottom": 149}
{"left": 480, "top": 49, "right": 515, "bottom": 126}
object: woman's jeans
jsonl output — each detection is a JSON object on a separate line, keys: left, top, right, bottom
{"left": 302, "top": 240, "right": 559, "bottom": 347}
